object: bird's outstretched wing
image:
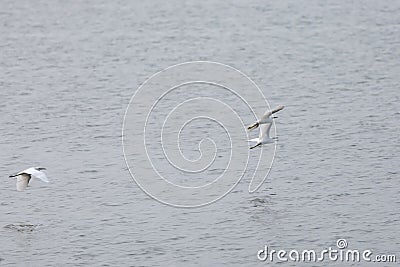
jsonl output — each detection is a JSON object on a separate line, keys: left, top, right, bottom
{"left": 272, "top": 105, "right": 284, "bottom": 114}
{"left": 261, "top": 105, "right": 285, "bottom": 120}
{"left": 21, "top": 167, "right": 49, "bottom": 183}
{"left": 247, "top": 122, "right": 259, "bottom": 131}
{"left": 16, "top": 174, "right": 31, "bottom": 191}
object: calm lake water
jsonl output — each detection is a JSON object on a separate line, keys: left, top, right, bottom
{"left": 1, "top": 0, "right": 399, "bottom": 266}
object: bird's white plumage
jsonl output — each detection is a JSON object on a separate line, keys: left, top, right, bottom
{"left": 18, "top": 167, "right": 49, "bottom": 183}
{"left": 260, "top": 105, "right": 284, "bottom": 122}
{"left": 259, "top": 121, "right": 272, "bottom": 140}
{"left": 248, "top": 105, "right": 284, "bottom": 149}
{"left": 11, "top": 167, "right": 49, "bottom": 191}
{"left": 16, "top": 174, "right": 31, "bottom": 191}
{"left": 248, "top": 120, "right": 274, "bottom": 146}
{"left": 247, "top": 105, "right": 284, "bottom": 131}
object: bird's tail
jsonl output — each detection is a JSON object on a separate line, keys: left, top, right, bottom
{"left": 247, "top": 122, "right": 259, "bottom": 131}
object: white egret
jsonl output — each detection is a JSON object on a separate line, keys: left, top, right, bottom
{"left": 248, "top": 105, "right": 284, "bottom": 149}
{"left": 9, "top": 167, "right": 49, "bottom": 191}
{"left": 247, "top": 105, "right": 284, "bottom": 131}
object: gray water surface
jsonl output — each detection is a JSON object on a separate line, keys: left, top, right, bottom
{"left": 1, "top": 0, "right": 399, "bottom": 266}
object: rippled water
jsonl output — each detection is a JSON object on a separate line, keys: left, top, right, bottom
{"left": 1, "top": 0, "right": 399, "bottom": 266}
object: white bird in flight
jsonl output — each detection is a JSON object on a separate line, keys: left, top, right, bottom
{"left": 9, "top": 167, "right": 49, "bottom": 191}
{"left": 248, "top": 105, "right": 284, "bottom": 149}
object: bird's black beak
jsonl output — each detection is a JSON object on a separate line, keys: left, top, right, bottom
{"left": 272, "top": 116, "right": 278, "bottom": 119}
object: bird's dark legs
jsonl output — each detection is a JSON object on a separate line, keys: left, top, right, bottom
{"left": 250, "top": 143, "right": 262, "bottom": 149}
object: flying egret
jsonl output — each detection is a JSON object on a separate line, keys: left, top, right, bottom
{"left": 248, "top": 105, "right": 284, "bottom": 149}
{"left": 9, "top": 167, "right": 49, "bottom": 191}
{"left": 247, "top": 105, "right": 284, "bottom": 131}
{"left": 248, "top": 119, "right": 275, "bottom": 149}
